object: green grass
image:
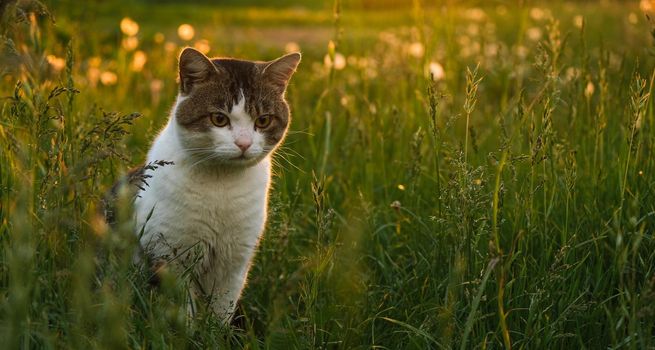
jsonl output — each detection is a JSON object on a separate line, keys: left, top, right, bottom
{"left": 1, "top": 0, "right": 655, "bottom": 348}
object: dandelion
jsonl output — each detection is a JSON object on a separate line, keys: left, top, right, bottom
{"left": 466, "top": 24, "right": 480, "bottom": 36}
{"left": 464, "top": 8, "right": 486, "bottom": 22}
{"left": 527, "top": 27, "right": 542, "bottom": 41}
{"left": 164, "top": 41, "right": 177, "bottom": 53}
{"left": 340, "top": 96, "right": 349, "bottom": 106}
{"left": 120, "top": 17, "right": 139, "bottom": 36}
{"left": 639, "top": 170, "right": 644, "bottom": 176}
{"left": 427, "top": 61, "right": 445, "bottom": 81}
{"left": 324, "top": 52, "right": 346, "bottom": 70}
{"left": 194, "top": 39, "right": 211, "bottom": 54}
{"left": 514, "top": 45, "right": 529, "bottom": 59}
{"left": 457, "top": 34, "right": 471, "bottom": 48}
{"left": 100, "top": 71, "right": 118, "bottom": 86}
{"left": 334, "top": 54, "right": 346, "bottom": 70}
{"left": 530, "top": 7, "right": 545, "bottom": 21}
{"left": 473, "top": 179, "right": 482, "bottom": 186}
{"left": 87, "top": 67, "right": 100, "bottom": 87}
{"left": 150, "top": 79, "right": 164, "bottom": 105}
{"left": 122, "top": 36, "right": 139, "bottom": 51}
{"left": 573, "top": 15, "right": 584, "bottom": 29}
{"left": 397, "top": 184, "right": 405, "bottom": 191}
{"left": 177, "top": 24, "right": 195, "bottom": 41}
{"left": 628, "top": 13, "right": 639, "bottom": 25}
{"left": 154, "top": 32, "right": 165, "bottom": 44}
{"left": 584, "top": 81, "right": 595, "bottom": 99}
{"left": 284, "top": 41, "right": 300, "bottom": 53}
{"left": 88, "top": 56, "right": 102, "bottom": 68}
{"left": 408, "top": 42, "right": 425, "bottom": 58}
{"left": 369, "top": 103, "right": 377, "bottom": 114}
{"left": 484, "top": 43, "right": 499, "bottom": 57}
{"left": 46, "top": 55, "right": 65, "bottom": 72}
{"left": 131, "top": 50, "right": 147, "bottom": 72}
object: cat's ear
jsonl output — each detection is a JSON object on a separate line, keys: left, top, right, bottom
{"left": 179, "top": 47, "right": 217, "bottom": 94}
{"left": 261, "top": 52, "right": 301, "bottom": 93}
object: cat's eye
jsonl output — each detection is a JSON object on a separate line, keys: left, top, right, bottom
{"left": 255, "top": 115, "right": 273, "bottom": 129}
{"left": 210, "top": 112, "right": 230, "bottom": 127}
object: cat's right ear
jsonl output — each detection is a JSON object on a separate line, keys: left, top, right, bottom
{"left": 179, "top": 47, "right": 217, "bottom": 94}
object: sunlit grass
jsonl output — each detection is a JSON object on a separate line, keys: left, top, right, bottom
{"left": 1, "top": 0, "right": 654, "bottom": 348}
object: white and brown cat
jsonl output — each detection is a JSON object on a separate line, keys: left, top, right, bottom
{"left": 120, "top": 47, "right": 300, "bottom": 321}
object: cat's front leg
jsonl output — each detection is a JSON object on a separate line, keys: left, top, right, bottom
{"left": 196, "top": 266, "right": 248, "bottom": 322}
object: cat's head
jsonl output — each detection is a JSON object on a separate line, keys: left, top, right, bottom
{"left": 173, "top": 47, "right": 300, "bottom": 168}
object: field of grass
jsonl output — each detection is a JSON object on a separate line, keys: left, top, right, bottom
{"left": 1, "top": 0, "right": 654, "bottom": 348}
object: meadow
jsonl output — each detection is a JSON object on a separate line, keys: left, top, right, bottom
{"left": 1, "top": 0, "right": 654, "bottom": 348}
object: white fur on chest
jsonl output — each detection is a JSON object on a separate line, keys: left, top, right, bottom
{"left": 133, "top": 117, "right": 271, "bottom": 317}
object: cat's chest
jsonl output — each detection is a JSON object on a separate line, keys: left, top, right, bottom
{"left": 135, "top": 161, "right": 270, "bottom": 249}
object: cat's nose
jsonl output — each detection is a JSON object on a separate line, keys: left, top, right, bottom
{"left": 234, "top": 137, "right": 252, "bottom": 152}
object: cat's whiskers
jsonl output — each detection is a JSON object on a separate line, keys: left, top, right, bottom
{"left": 270, "top": 146, "right": 303, "bottom": 173}
{"left": 188, "top": 152, "right": 223, "bottom": 170}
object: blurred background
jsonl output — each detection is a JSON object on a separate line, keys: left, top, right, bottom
{"left": 1, "top": 0, "right": 654, "bottom": 348}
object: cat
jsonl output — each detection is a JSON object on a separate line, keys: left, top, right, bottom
{"left": 129, "top": 47, "right": 300, "bottom": 321}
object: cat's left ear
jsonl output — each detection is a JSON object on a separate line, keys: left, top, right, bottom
{"left": 262, "top": 52, "right": 301, "bottom": 93}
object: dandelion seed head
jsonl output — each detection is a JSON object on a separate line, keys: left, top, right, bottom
{"left": 484, "top": 43, "right": 499, "bottom": 57}
{"left": 466, "top": 24, "right": 480, "bottom": 36}
{"left": 527, "top": 27, "right": 542, "bottom": 41}
{"left": 427, "top": 61, "right": 445, "bottom": 81}
{"left": 150, "top": 79, "right": 164, "bottom": 105}
{"left": 46, "top": 55, "right": 65, "bottom": 72}
{"left": 585, "top": 81, "right": 595, "bottom": 98}
{"left": 514, "top": 45, "right": 529, "bottom": 59}
{"left": 120, "top": 17, "right": 139, "bottom": 36}
{"left": 464, "top": 8, "right": 486, "bottom": 22}
{"left": 88, "top": 56, "right": 102, "bottom": 68}
{"left": 324, "top": 52, "right": 346, "bottom": 70}
{"left": 340, "top": 96, "right": 349, "bottom": 106}
{"left": 194, "top": 39, "right": 211, "bottom": 54}
{"left": 530, "top": 7, "right": 545, "bottom": 21}
{"left": 369, "top": 103, "right": 377, "bottom": 114}
{"left": 100, "top": 71, "right": 118, "bottom": 86}
{"left": 408, "top": 42, "right": 425, "bottom": 58}
{"left": 164, "top": 41, "right": 177, "bottom": 53}
{"left": 87, "top": 67, "right": 100, "bottom": 87}
{"left": 285, "top": 41, "right": 300, "bottom": 53}
{"left": 177, "top": 24, "right": 195, "bottom": 41}
{"left": 628, "top": 13, "right": 639, "bottom": 25}
{"left": 154, "top": 32, "right": 165, "bottom": 44}
{"left": 122, "top": 36, "right": 139, "bottom": 51}
{"left": 131, "top": 50, "right": 147, "bottom": 72}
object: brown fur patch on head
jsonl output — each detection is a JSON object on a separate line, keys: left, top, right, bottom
{"left": 175, "top": 48, "right": 301, "bottom": 150}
